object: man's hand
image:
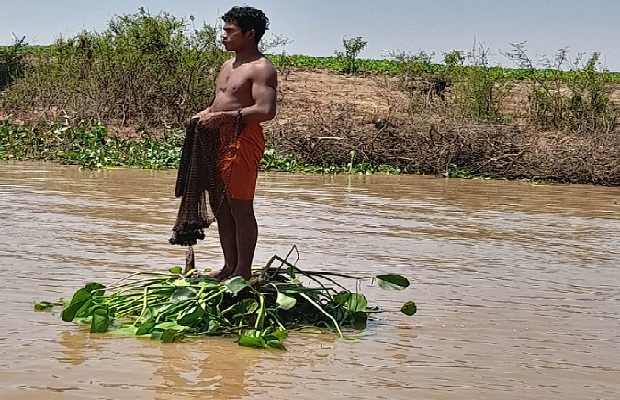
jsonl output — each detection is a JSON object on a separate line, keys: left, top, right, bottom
{"left": 192, "top": 109, "right": 235, "bottom": 128}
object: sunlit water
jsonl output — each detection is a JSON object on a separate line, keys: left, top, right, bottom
{"left": 0, "top": 161, "right": 619, "bottom": 400}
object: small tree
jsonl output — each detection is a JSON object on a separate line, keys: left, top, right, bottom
{"left": 0, "top": 35, "right": 27, "bottom": 90}
{"left": 504, "top": 43, "right": 618, "bottom": 133}
{"left": 335, "top": 36, "right": 367, "bottom": 74}
{"left": 445, "top": 43, "right": 511, "bottom": 122}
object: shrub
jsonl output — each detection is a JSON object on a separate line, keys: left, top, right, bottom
{"left": 0, "top": 36, "right": 27, "bottom": 90}
{"left": 1, "top": 8, "right": 226, "bottom": 129}
{"left": 446, "top": 44, "right": 512, "bottom": 122}
{"left": 335, "top": 36, "right": 367, "bottom": 74}
{"left": 505, "top": 44, "right": 618, "bottom": 133}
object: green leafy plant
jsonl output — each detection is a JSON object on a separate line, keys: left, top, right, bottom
{"left": 335, "top": 36, "right": 368, "bottom": 74}
{"left": 0, "top": 121, "right": 183, "bottom": 169}
{"left": 1, "top": 8, "right": 226, "bottom": 128}
{"left": 446, "top": 42, "right": 512, "bottom": 122}
{"left": 0, "top": 35, "right": 28, "bottom": 90}
{"left": 504, "top": 43, "right": 618, "bottom": 133}
{"left": 40, "top": 249, "right": 416, "bottom": 350}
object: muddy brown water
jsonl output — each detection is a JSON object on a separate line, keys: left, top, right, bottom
{"left": 0, "top": 161, "right": 619, "bottom": 400}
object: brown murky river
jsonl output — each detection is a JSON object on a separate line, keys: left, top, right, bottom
{"left": 0, "top": 161, "right": 619, "bottom": 400}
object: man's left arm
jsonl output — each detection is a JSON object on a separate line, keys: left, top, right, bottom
{"left": 227, "top": 63, "right": 277, "bottom": 124}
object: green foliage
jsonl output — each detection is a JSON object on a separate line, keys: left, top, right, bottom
{"left": 376, "top": 274, "right": 410, "bottom": 291}
{"left": 1, "top": 122, "right": 401, "bottom": 174}
{"left": 0, "top": 122, "right": 183, "bottom": 169}
{"left": 445, "top": 44, "right": 512, "bottom": 122}
{"left": 260, "top": 148, "right": 401, "bottom": 175}
{"left": 45, "top": 250, "right": 416, "bottom": 349}
{"left": 269, "top": 54, "right": 402, "bottom": 74}
{"left": 335, "top": 36, "right": 368, "bottom": 74}
{"left": 34, "top": 301, "right": 57, "bottom": 311}
{"left": 1, "top": 8, "right": 226, "bottom": 128}
{"left": 267, "top": 52, "right": 620, "bottom": 80}
{"left": 505, "top": 44, "right": 619, "bottom": 133}
{"left": 388, "top": 50, "right": 436, "bottom": 80}
{"left": 400, "top": 301, "right": 417, "bottom": 316}
{"left": 0, "top": 35, "right": 28, "bottom": 90}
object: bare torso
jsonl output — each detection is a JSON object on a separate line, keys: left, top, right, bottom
{"left": 210, "top": 56, "right": 274, "bottom": 113}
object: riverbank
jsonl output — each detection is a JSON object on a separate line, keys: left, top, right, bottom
{"left": 2, "top": 10, "right": 620, "bottom": 184}
{"left": 2, "top": 68, "right": 620, "bottom": 185}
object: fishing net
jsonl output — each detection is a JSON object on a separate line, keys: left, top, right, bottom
{"left": 169, "top": 116, "right": 241, "bottom": 247}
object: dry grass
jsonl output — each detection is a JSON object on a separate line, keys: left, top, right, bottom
{"left": 265, "top": 69, "right": 620, "bottom": 185}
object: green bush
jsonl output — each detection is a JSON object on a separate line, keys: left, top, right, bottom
{"left": 0, "top": 120, "right": 183, "bottom": 169}
{"left": 1, "top": 8, "right": 226, "bottom": 128}
{"left": 0, "top": 36, "right": 27, "bottom": 90}
{"left": 446, "top": 45, "right": 512, "bottom": 122}
{"left": 505, "top": 44, "right": 618, "bottom": 133}
{"left": 335, "top": 36, "right": 367, "bottom": 74}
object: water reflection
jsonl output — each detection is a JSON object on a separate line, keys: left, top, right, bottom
{"left": 54, "top": 326, "right": 264, "bottom": 399}
{"left": 153, "top": 341, "right": 260, "bottom": 400}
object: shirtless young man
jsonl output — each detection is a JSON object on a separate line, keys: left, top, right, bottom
{"left": 193, "top": 6, "right": 277, "bottom": 281}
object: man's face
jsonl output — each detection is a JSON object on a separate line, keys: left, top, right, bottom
{"left": 221, "top": 21, "right": 252, "bottom": 51}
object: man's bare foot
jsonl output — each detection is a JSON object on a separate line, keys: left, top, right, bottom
{"left": 206, "top": 266, "right": 236, "bottom": 281}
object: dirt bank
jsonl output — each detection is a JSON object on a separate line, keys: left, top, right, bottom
{"left": 263, "top": 69, "right": 620, "bottom": 185}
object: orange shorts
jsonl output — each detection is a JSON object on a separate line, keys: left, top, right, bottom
{"left": 218, "top": 121, "right": 265, "bottom": 200}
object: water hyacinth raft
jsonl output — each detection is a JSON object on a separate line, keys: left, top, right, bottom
{"left": 37, "top": 253, "right": 416, "bottom": 350}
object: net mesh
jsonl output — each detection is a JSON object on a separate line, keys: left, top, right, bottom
{"left": 169, "top": 116, "right": 241, "bottom": 247}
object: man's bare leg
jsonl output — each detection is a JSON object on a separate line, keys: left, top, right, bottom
{"left": 228, "top": 198, "right": 258, "bottom": 280}
{"left": 210, "top": 198, "right": 238, "bottom": 280}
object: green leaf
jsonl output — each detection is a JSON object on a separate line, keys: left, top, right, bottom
{"left": 238, "top": 334, "right": 267, "bottom": 349}
{"left": 154, "top": 321, "right": 186, "bottom": 332}
{"left": 68, "top": 288, "right": 92, "bottom": 305}
{"left": 205, "top": 320, "right": 222, "bottom": 335}
{"left": 34, "top": 301, "right": 55, "bottom": 311}
{"left": 60, "top": 287, "right": 94, "bottom": 321}
{"left": 84, "top": 282, "right": 105, "bottom": 295}
{"left": 332, "top": 292, "right": 351, "bottom": 306}
{"left": 110, "top": 326, "right": 139, "bottom": 336}
{"left": 168, "top": 266, "right": 183, "bottom": 275}
{"left": 347, "top": 293, "right": 367, "bottom": 313}
{"left": 376, "top": 274, "right": 410, "bottom": 291}
{"left": 84, "top": 284, "right": 105, "bottom": 298}
{"left": 299, "top": 293, "right": 344, "bottom": 339}
{"left": 225, "top": 276, "right": 247, "bottom": 296}
{"left": 136, "top": 319, "right": 157, "bottom": 336}
{"left": 73, "top": 299, "right": 94, "bottom": 319}
{"left": 170, "top": 287, "right": 197, "bottom": 303}
{"left": 61, "top": 298, "right": 91, "bottom": 322}
{"left": 270, "top": 328, "right": 289, "bottom": 340}
{"left": 265, "top": 339, "right": 287, "bottom": 351}
{"left": 276, "top": 292, "right": 297, "bottom": 310}
{"left": 400, "top": 301, "right": 417, "bottom": 316}
{"left": 90, "top": 306, "right": 111, "bottom": 333}
{"left": 161, "top": 329, "right": 183, "bottom": 343}
{"left": 177, "top": 305, "right": 204, "bottom": 326}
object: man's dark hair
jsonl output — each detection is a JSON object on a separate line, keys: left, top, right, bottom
{"left": 222, "top": 6, "right": 269, "bottom": 45}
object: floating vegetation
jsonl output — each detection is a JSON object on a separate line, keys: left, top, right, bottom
{"left": 36, "top": 250, "right": 416, "bottom": 350}
{"left": 0, "top": 122, "right": 183, "bottom": 169}
{"left": 0, "top": 122, "right": 402, "bottom": 175}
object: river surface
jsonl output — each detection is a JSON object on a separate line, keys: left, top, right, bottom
{"left": 0, "top": 161, "right": 619, "bottom": 400}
